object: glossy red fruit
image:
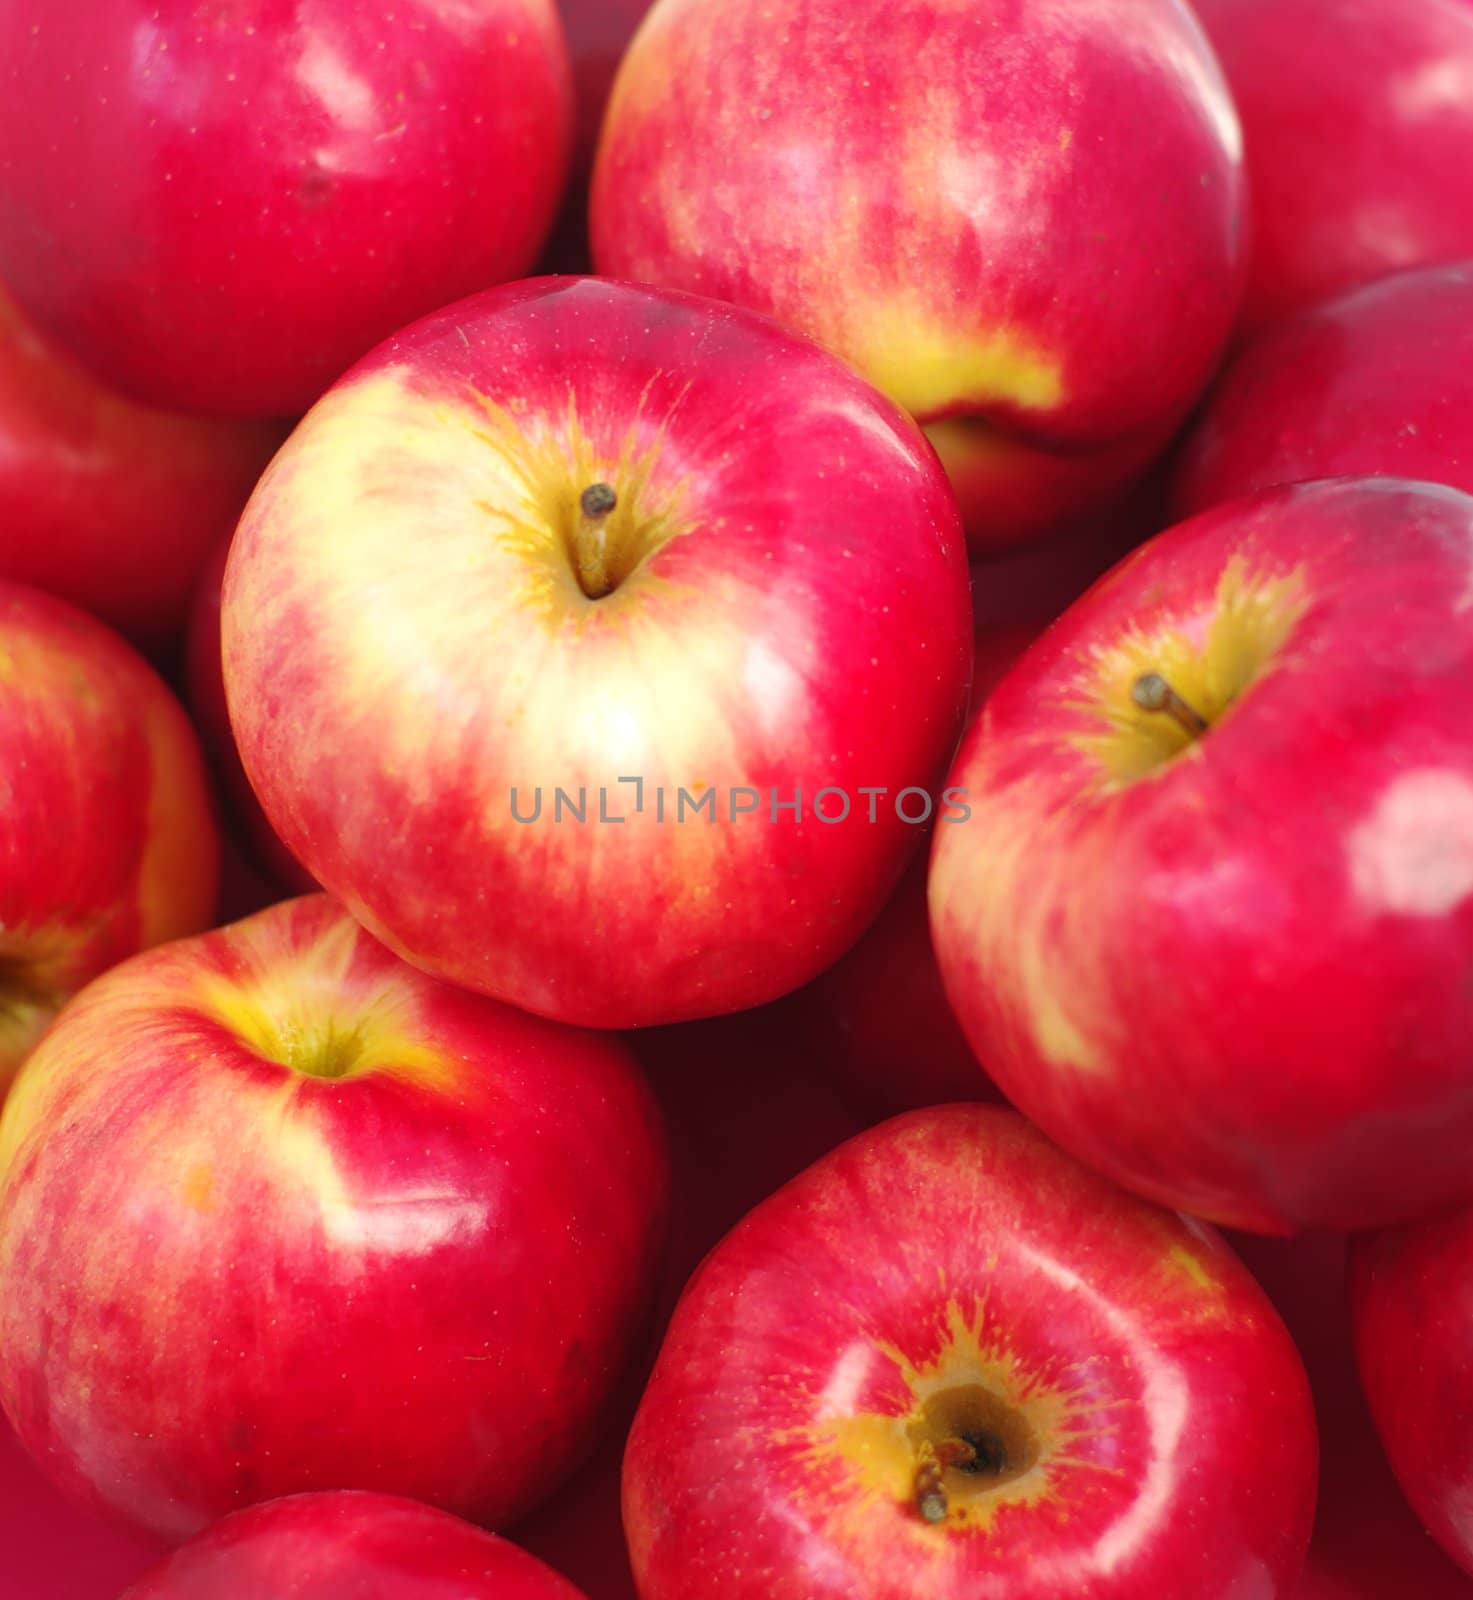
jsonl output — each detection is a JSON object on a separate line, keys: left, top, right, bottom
{"left": 1192, "top": 0, "right": 1473, "bottom": 336}
{"left": 0, "top": 1417, "right": 163, "bottom": 1600}
{"left": 121, "top": 1492, "right": 588, "bottom": 1598}
{"left": 0, "top": 284, "right": 279, "bottom": 649}
{"left": 932, "top": 478, "right": 1473, "bottom": 1233}
{"left": 0, "top": 1, "right": 574, "bottom": 418}
{"left": 1175, "top": 263, "right": 1473, "bottom": 515}
{"left": 186, "top": 541, "right": 315, "bottom": 893}
{"left": 1230, "top": 1233, "right": 1473, "bottom": 1599}
{"left": 592, "top": 0, "right": 1245, "bottom": 551}
{"left": 223, "top": 277, "right": 972, "bottom": 1029}
{"left": 0, "top": 582, "right": 220, "bottom": 1097}
{"left": 625, "top": 1105, "right": 1318, "bottom": 1599}
{"left": 0, "top": 896, "right": 669, "bottom": 1541}
{"left": 1352, "top": 1203, "right": 1473, "bottom": 1580}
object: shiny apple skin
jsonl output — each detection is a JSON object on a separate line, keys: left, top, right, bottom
{"left": 1192, "top": 0, "right": 1473, "bottom": 337}
{"left": 0, "top": 895, "right": 670, "bottom": 1542}
{"left": 0, "top": 1, "right": 573, "bottom": 419}
{"left": 591, "top": 0, "right": 1244, "bottom": 553}
{"left": 796, "top": 509, "right": 1158, "bottom": 1120}
{"left": 624, "top": 1105, "right": 1317, "bottom": 1600}
{"left": 1230, "top": 1232, "right": 1473, "bottom": 1599}
{"left": 1352, "top": 1204, "right": 1473, "bottom": 1580}
{"left": 931, "top": 478, "right": 1473, "bottom": 1234}
{"left": 0, "top": 582, "right": 220, "bottom": 1095}
{"left": 122, "top": 1492, "right": 588, "bottom": 1599}
{"left": 1175, "top": 264, "right": 1473, "bottom": 516}
{"left": 0, "top": 285, "right": 280, "bottom": 650}
{"left": 186, "top": 540, "right": 316, "bottom": 893}
{"left": 223, "top": 276, "right": 973, "bottom": 1029}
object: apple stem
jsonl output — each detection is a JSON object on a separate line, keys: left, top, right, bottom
{"left": 1131, "top": 672, "right": 1209, "bottom": 738}
{"left": 914, "top": 1436, "right": 978, "bottom": 1524}
{"left": 576, "top": 482, "right": 618, "bottom": 599}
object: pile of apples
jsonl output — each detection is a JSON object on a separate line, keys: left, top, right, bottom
{"left": 4, "top": 0, "right": 1473, "bottom": 1595}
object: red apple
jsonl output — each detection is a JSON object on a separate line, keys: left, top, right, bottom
{"left": 0, "top": 1417, "right": 163, "bottom": 1600}
{"left": 0, "top": 283, "right": 280, "bottom": 650}
{"left": 1175, "top": 263, "right": 1473, "bottom": 516}
{"left": 0, "top": 1, "right": 573, "bottom": 418}
{"left": 796, "top": 503, "right": 1161, "bottom": 1120}
{"left": 222, "top": 276, "right": 972, "bottom": 1029}
{"left": 0, "top": 894, "right": 669, "bottom": 1541}
{"left": 1351, "top": 1200, "right": 1473, "bottom": 1581}
{"left": 0, "top": 581, "right": 220, "bottom": 1097}
{"left": 122, "top": 1492, "right": 587, "bottom": 1599}
{"left": 931, "top": 477, "right": 1473, "bottom": 1233}
{"left": 186, "top": 540, "right": 316, "bottom": 894}
{"left": 591, "top": 0, "right": 1244, "bottom": 552}
{"left": 1231, "top": 1232, "right": 1473, "bottom": 1599}
{"left": 561, "top": 0, "right": 654, "bottom": 180}
{"left": 624, "top": 1105, "right": 1318, "bottom": 1599}
{"left": 1191, "top": 0, "right": 1473, "bottom": 336}
{"left": 515, "top": 1006, "right": 860, "bottom": 1599}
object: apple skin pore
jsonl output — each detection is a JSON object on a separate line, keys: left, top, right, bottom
{"left": 932, "top": 477, "right": 1473, "bottom": 1234}
{"left": 624, "top": 1105, "right": 1317, "bottom": 1600}
{"left": 223, "top": 276, "right": 973, "bottom": 1031}
{"left": 0, "top": 895, "right": 670, "bottom": 1542}
{"left": 593, "top": 0, "right": 1246, "bottom": 552}
{"left": 0, "top": 0, "right": 573, "bottom": 418}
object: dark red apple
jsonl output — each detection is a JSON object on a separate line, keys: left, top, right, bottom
{"left": 1175, "top": 263, "right": 1473, "bottom": 516}
{"left": 1230, "top": 1232, "right": 1473, "bottom": 1598}
{"left": 625, "top": 1105, "right": 1318, "bottom": 1598}
{"left": 932, "top": 478, "right": 1473, "bottom": 1233}
{"left": 186, "top": 540, "right": 315, "bottom": 894}
{"left": 0, "top": 895, "right": 669, "bottom": 1541}
{"left": 0, "top": 1, "right": 574, "bottom": 417}
{"left": 122, "top": 1492, "right": 587, "bottom": 1598}
{"left": 1192, "top": 0, "right": 1473, "bottom": 335}
{"left": 0, "top": 283, "right": 280, "bottom": 649}
{"left": 1352, "top": 1200, "right": 1473, "bottom": 1580}
{"left": 0, "top": 581, "right": 221, "bottom": 1097}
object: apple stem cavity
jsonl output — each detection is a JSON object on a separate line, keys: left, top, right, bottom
{"left": 1131, "top": 672, "right": 1210, "bottom": 738}
{"left": 575, "top": 482, "right": 619, "bottom": 600}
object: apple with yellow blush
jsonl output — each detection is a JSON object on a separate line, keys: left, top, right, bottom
{"left": 592, "top": 0, "right": 1245, "bottom": 552}
{"left": 931, "top": 477, "right": 1473, "bottom": 1233}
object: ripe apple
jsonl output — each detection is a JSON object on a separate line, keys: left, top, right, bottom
{"left": 591, "top": 0, "right": 1244, "bottom": 552}
{"left": 0, "top": 283, "right": 280, "bottom": 650}
{"left": 515, "top": 1005, "right": 860, "bottom": 1599}
{"left": 1351, "top": 1200, "right": 1473, "bottom": 1580}
{"left": 0, "top": 582, "right": 220, "bottom": 1096}
{"left": 1175, "top": 263, "right": 1473, "bottom": 516}
{"left": 186, "top": 541, "right": 316, "bottom": 894}
{"left": 931, "top": 477, "right": 1473, "bottom": 1234}
{"left": 122, "top": 1492, "right": 588, "bottom": 1599}
{"left": 222, "top": 276, "right": 973, "bottom": 1030}
{"left": 0, "top": 894, "right": 670, "bottom": 1541}
{"left": 1230, "top": 1232, "right": 1473, "bottom": 1599}
{"left": 0, "top": 1, "right": 573, "bottom": 418}
{"left": 1191, "top": 0, "right": 1473, "bottom": 336}
{"left": 795, "top": 497, "right": 1162, "bottom": 1122}
{"left": 624, "top": 1105, "right": 1318, "bottom": 1600}
{"left": 1, "top": 1417, "right": 163, "bottom": 1600}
